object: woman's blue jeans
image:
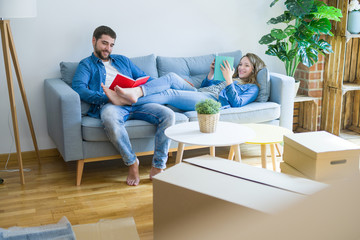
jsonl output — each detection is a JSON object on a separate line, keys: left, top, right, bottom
{"left": 137, "top": 73, "right": 216, "bottom": 111}
{"left": 100, "top": 102, "right": 175, "bottom": 169}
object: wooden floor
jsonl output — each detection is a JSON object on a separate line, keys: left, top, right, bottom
{"left": 1, "top": 131, "right": 360, "bottom": 239}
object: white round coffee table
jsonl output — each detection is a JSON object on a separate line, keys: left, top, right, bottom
{"left": 165, "top": 121, "right": 255, "bottom": 164}
{"left": 229, "top": 124, "right": 293, "bottom": 171}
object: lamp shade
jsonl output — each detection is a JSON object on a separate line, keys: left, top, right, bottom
{"left": 0, "top": 0, "right": 37, "bottom": 19}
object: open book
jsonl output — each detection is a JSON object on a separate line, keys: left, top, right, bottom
{"left": 214, "top": 56, "right": 235, "bottom": 81}
{"left": 109, "top": 74, "right": 150, "bottom": 90}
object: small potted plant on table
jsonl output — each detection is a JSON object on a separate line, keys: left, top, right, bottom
{"left": 195, "top": 99, "right": 221, "bottom": 133}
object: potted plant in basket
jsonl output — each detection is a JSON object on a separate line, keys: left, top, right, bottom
{"left": 348, "top": 0, "right": 360, "bottom": 34}
{"left": 195, "top": 99, "right": 221, "bottom": 133}
{"left": 259, "top": 0, "right": 342, "bottom": 95}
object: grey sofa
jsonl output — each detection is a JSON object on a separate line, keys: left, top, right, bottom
{"left": 44, "top": 50, "right": 295, "bottom": 185}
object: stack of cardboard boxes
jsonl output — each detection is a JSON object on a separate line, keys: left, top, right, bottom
{"left": 153, "top": 155, "right": 327, "bottom": 240}
{"left": 281, "top": 131, "right": 360, "bottom": 183}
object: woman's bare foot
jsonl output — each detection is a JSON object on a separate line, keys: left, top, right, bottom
{"left": 127, "top": 159, "right": 140, "bottom": 186}
{"left": 149, "top": 167, "right": 164, "bottom": 180}
{"left": 114, "top": 86, "right": 143, "bottom": 104}
{"left": 102, "top": 83, "right": 132, "bottom": 106}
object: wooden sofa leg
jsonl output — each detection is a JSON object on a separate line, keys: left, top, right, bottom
{"left": 76, "top": 160, "right": 85, "bottom": 186}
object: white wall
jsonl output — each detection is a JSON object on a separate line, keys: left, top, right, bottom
{"left": 0, "top": 0, "right": 286, "bottom": 154}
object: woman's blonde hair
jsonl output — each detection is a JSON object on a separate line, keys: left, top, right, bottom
{"left": 233, "top": 53, "right": 266, "bottom": 85}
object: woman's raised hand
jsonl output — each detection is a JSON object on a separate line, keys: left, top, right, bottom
{"left": 220, "top": 60, "right": 235, "bottom": 85}
{"left": 207, "top": 59, "right": 215, "bottom": 80}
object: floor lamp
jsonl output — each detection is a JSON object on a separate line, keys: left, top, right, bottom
{"left": 0, "top": 0, "right": 40, "bottom": 184}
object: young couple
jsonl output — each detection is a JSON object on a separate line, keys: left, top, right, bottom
{"left": 72, "top": 25, "right": 265, "bottom": 186}
{"left": 104, "top": 53, "right": 265, "bottom": 111}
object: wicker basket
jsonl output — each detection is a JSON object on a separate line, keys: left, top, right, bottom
{"left": 197, "top": 113, "right": 220, "bottom": 133}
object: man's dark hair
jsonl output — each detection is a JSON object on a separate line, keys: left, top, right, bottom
{"left": 93, "top": 26, "right": 116, "bottom": 40}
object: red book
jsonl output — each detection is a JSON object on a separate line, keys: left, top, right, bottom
{"left": 109, "top": 74, "right": 150, "bottom": 90}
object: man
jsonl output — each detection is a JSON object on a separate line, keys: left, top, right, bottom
{"left": 72, "top": 25, "right": 175, "bottom": 186}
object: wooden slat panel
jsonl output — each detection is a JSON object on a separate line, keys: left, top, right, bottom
{"left": 343, "top": 92, "right": 353, "bottom": 128}
{"left": 321, "top": 85, "right": 330, "bottom": 129}
{"left": 344, "top": 39, "right": 352, "bottom": 82}
{"left": 324, "top": 36, "right": 346, "bottom": 89}
{"left": 337, "top": 36, "right": 347, "bottom": 89}
{"left": 353, "top": 91, "right": 360, "bottom": 127}
{"left": 338, "top": 0, "right": 348, "bottom": 36}
{"left": 324, "top": 36, "right": 337, "bottom": 87}
{"left": 313, "top": 101, "right": 319, "bottom": 131}
{"left": 321, "top": 36, "right": 346, "bottom": 134}
{"left": 325, "top": 87, "right": 336, "bottom": 132}
{"left": 333, "top": 88, "right": 343, "bottom": 135}
{"left": 299, "top": 102, "right": 304, "bottom": 127}
{"left": 349, "top": 38, "right": 359, "bottom": 83}
{"left": 357, "top": 40, "right": 360, "bottom": 81}
{"left": 305, "top": 102, "right": 311, "bottom": 130}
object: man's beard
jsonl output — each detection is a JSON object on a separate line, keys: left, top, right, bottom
{"left": 95, "top": 48, "right": 110, "bottom": 61}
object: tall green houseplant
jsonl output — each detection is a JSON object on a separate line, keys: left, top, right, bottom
{"left": 259, "top": 0, "right": 342, "bottom": 77}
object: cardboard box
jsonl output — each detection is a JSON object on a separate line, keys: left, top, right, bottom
{"left": 72, "top": 217, "right": 140, "bottom": 240}
{"left": 283, "top": 131, "right": 360, "bottom": 182}
{"left": 225, "top": 175, "right": 360, "bottom": 239}
{"left": 153, "top": 155, "right": 327, "bottom": 240}
{"left": 280, "top": 161, "right": 308, "bottom": 178}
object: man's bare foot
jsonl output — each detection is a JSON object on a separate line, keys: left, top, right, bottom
{"left": 102, "top": 83, "right": 132, "bottom": 106}
{"left": 127, "top": 159, "right": 140, "bottom": 186}
{"left": 114, "top": 86, "right": 143, "bottom": 104}
{"left": 149, "top": 167, "right": 164, "bottom": 180}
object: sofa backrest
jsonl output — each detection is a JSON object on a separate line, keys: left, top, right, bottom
{"left": 59, "top": 50, "right": 270, "bottom": 116}
{"left": 59, "top": 54, "right": 158, "bottom": 86}
{"left": 156, "top": 50, "right": 242, "bottom": 89}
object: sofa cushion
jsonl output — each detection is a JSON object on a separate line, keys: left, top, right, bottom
{"left": 156, "top": 50, "right": 242, "bottom": 88}
{"left": 256, "top": 68, "right": 271, "bottom": 102}
{"left": 60, "top": 61, "right": 78, "bottom": 86}
{"left": 130, "top": 54, "right": 158, "bottom": 78}
{"left": 156, "top": 54, "right": 213, "bottom": 88}
{"left": 184, "top": 102, "right": 280, "bottom": 123}
{"left": 82, "top": 112, "right": 189, "bottom": 142}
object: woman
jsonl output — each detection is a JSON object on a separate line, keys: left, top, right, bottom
{"left": 103, "top": 53, "right": 266, "bottom": 111}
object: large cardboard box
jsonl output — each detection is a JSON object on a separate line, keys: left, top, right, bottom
{"left": 72, "top": 217, "right": 140, "bottom": 240}
{"left": 283, "top": 131, "right": 360, "bottom": 182}
{"left": 153, "top": 155, "right": 327, "bottom": 240}
{"left": 280, "top": 161, "right": 308, "bottom": 178}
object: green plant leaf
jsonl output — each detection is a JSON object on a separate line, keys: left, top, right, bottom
{"left": 308, "top": 18, "right": 332, "bottom": 34}
{"left": 295, "top": 22, "right": 315, "bottom": 40}
{"left": 271, "top": 29, "right": 288, "bottom": 40}
{"left": 313, "top": 5, "right": 342, "bottom": 21}
{"left": 284, "top": 25, "right": 297, "bottom": 36}
{"left": 285, "top": 0, "right": 314, "bottom": 17}
{"left": 267, "top": 12, "right": 293, "bottom": 24}
{"left": 298, "top": 41, "right": 319, "bottom": 67}
{"left": 265, "top": 42, "right": 296, "bottom": 63}
{"left": 270, "top": 0, "right": 280, "bottom": 7}
{"left": 318, "top": 39, "right": 333, "bottom": 54}
{"left": 259, "top": 33, "right": 276, "bottom": 45}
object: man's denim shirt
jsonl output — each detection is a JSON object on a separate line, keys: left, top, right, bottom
{"left": 72, "top": 53, "right": 151, "bottom": 119}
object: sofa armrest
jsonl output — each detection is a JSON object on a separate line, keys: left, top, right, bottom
{"left": 44, "top": 78, "right": 83, "bottom": 161}
{"left": 269, "top": 72, "right": 295, "bottom": 130}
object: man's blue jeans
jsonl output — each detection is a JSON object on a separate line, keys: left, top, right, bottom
{"left": 100, "top": 103, "right": 175, "bottom": 169}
